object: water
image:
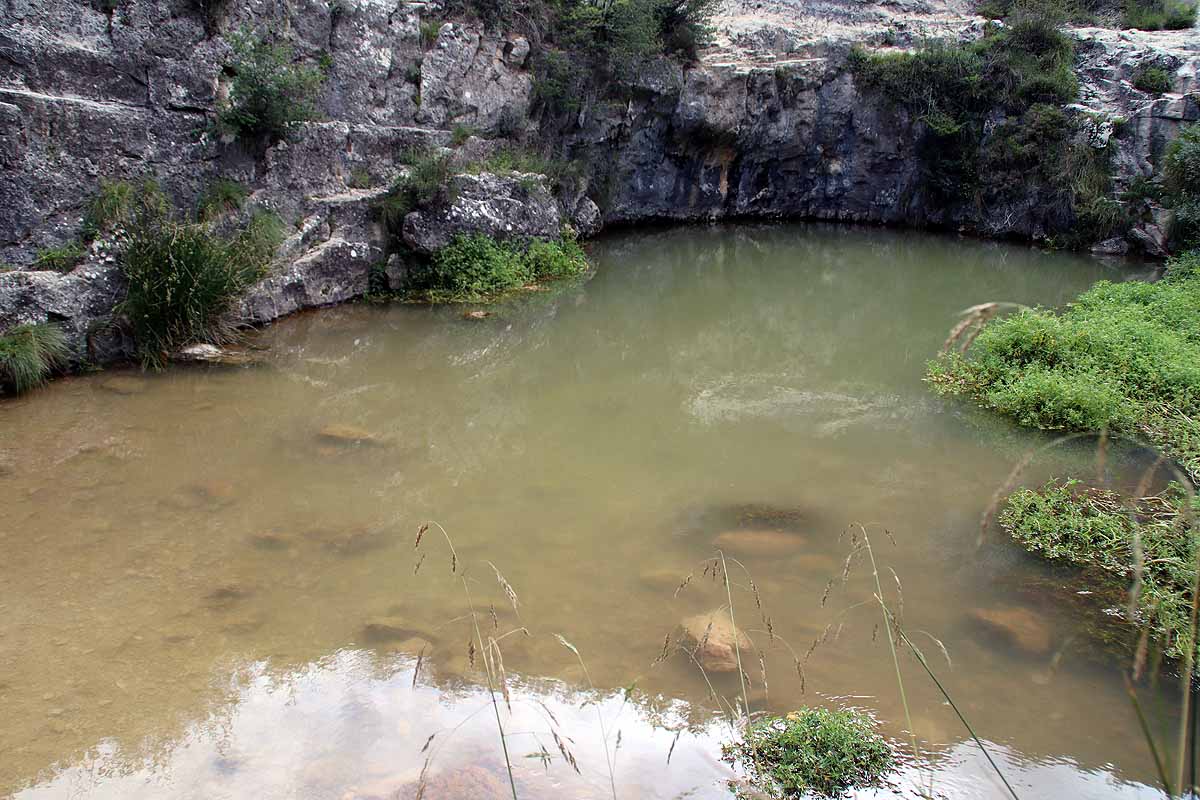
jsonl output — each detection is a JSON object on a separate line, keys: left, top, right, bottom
{"left": 0, "top": 224, "right": 1172, "bottom": 799}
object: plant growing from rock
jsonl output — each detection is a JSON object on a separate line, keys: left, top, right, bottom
{"left": 420, "top": 233, "right": 588, "bottom": 301}
{"left": 33, "top": 241, "right": 85, "bottom": 272}
{"left": 724, "top": 708, "right": 894, "bottom": 799}
{"left": 0, "top": 323, "right": 70, "bottom": 395}
{"left": 1164, "top": 124, "right": 1200, "bottom": 249}
{"left": 216, "top": 30, "right": 325, "bottom": 142}
{"left": 118, "top": 204, "right": 283, "bottom": 368}
{"left": 196, "top": 177, "right": 249, "bottom": 222}
{"left": 1134, "top": 65, "right": 1172, "bottom": 94}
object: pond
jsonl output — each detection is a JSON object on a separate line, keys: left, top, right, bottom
{"left": 0, "top": 224, "right": 1172, "bottom": 799}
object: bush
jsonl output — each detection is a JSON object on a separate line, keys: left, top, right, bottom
{"left": 1001, "top": 480, "right": 1199, "bottom": 660}
{"left": 216, "top": 30, "right": 325, "bottom": 141}
{"left": 376, "top": 150, "right": 455, "bottom": 240}
{"left": 420, "top": 233, "right": 588, "bottom": 300}
{"left": 82, "top": 178, "right": 167, "bottom": 239}
{"left": 33, "top": 241, "right": 85, "bottom": 272}
{"left": 0, "top": 323, "right": 70, "bottom": 394}
{"left": 196, "top": 177, "right": 249, "bottom": 221}
{"left": 723, "top": 708, "right": 895, "bottom": 799}
{"left": 1165, "top": 124, "right": 1200, "bottom": 249}
{"left": 419, "top": 18, "right": 442, "bottom": 48}
{"left": 450, "top": 123, "right": 474, "bottom": 146}
{"left": 119, "top": 208, "right": 283, "bottom": 367}
{"left": 1134, "top": 65, "right": 1172, "bottom": 94}
{"left": 1123, "top": 0, "right": 1197, "bottom": 28}
{"left": 928, "top": 256, "right": 1200, "bottom": 475}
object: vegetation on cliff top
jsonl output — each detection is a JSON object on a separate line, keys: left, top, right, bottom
{"left": 723, "top": 708, "right": 895, "bottom": 799}
{"left": 849, "top": 0, "right": 1125, "bottom": 245}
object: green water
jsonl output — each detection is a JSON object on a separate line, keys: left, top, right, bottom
{"left": 0, "top": 224, "right": 1170, "bottom": 799}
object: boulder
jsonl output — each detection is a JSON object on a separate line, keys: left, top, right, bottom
{"left": 967, "top": 606, "right": 1054, "bottom": 656}
{"left": 678, "top": 609, "right": 753, "bottom": 673}
{"left": 316, "top": 424, "right": 385, "bottom": 446}
{"left": 402, "top": 172, "right": 563, "bottom": 255}
{"left": 713, "top": 529, "right": 805, "bottom": 556}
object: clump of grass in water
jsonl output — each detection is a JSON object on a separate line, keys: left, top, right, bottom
{"left": 723, "top": 708, "right": 894, "bottom": 799}
{"left": 0, "top": 323, "right": 70, "bottom": 395}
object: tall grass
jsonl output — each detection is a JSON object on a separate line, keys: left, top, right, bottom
{"left": 0, "top": 323, "right": 70, "bottom": 395}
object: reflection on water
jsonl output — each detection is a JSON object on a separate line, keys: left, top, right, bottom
{"left": 0, "top": 224, "right": 1170, "bottom": 798}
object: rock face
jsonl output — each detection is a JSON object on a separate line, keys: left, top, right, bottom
{"left": 402, "top": 172, "right": 562, "bottom": 254}
{"left": 2, "top": 0, "right": 1198, "bottom": 369}
{"left": 678, "top": 609, "right": 754, "bottom": 673}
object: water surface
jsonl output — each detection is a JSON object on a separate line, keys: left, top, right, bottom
{"left": 0, "top": 224, "right": 1171, "bottom": 799}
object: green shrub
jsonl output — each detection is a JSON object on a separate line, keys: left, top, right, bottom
{"left": 347, "top": 167, "right": 373, "bottom": 189}
{"left": 928, "top": 256, "right": 1200, "bottom": 475}
{"left": 1134, "top": 65, "right": 1173, "bottom": 94}
{"left": 1165, "top": 124, "right": 1200, "bottom": 249}
{"left": 723, "top": 708, "right": 895, "bottom": 799}
{"left": 0, "top": 323, "right": 70, "bottom": 394}
{"left": 450, "top": 123, "right": 475, "bottom": 146}
{"left": 1002, "top": 480, "right": 1199, "bottom": 660}
{"left": 376, "top": 150, "right": 455, "bottom": 240}
{"left": 33, "top": 241, "right": 85, "bottom": 272}
{"left": 196, "top": 177, "right": 249, "bottom": 221}
{"left": 82, "top": 178, "right": 168, "bottom": 239}
{"left": 420, "top": 233, "right": 588, "bottom": 301}
{"left": 216, "top": 30, "right": 325, "bottom": 141}
{"left": 419, "top": 18, "right": 442, "bottom": 48}
{"left": 1123, "top": 0, "right": 1197, "bottom": 28}
{"left": 119, "top": 208, "right": 283, "bottom": 368}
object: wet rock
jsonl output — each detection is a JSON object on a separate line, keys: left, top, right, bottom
{"left": 463, "top": 310, "right": 491, "bottom": 320}
{"left": 99, "top": 376, "right": 148, "bottom": 395}
{"left": 360, "top": 616, "right": 428, "bottom": 643}
{"left": 308, "top": 525, "right": 391, "bottom": 556}
{"left": 204, "top": 582, "right": 254, "bottom": 609}
{"left": 316, "top": 424, "right": 386, "bottom": 447}
{"left": 640, "top": 567, "right": 690, "bottom": 593}
{"left": 967, "top": 606, "right": 1054, "bottom": 656}
{"left": 248, "top": 530, "right": 295, "bottom": 550}
{"left": 786, "top": 553, "right": 840, "bottom": 574}
{"left": 678, "top": 609, "right": 753, "bottom": 673}
{"left": 170, "top": 343, "right": 263, "bottom": 366}
{"left": 713, "top": 529, "right": 805, "bottom": 556}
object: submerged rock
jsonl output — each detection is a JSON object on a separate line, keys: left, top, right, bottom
{"left": 170, "top": 343, "right": 263, "bottom": 366}
{"left": 360, "top": 616, "right": 430, "bottom": 645}
{"left": 316, "top": 424, "right": 386, "bottom": 447}
{"left": 98, "top": 376, "right": 148, "bottom": 396}
{"left": 386, "top": 765, "right": 509, "bottom": 800}
{"left": 307, "top": 525, "right": 391, "bottom": 555}
{"left": 713, "top": 529, "right": 806, "bottom": 556}
{"left": 967, "top": 606, "right": 1055, "bottom": 656}
{"left": 248, "top": 530, "right": 295, "bottom": 550}
{"left": 678, "top": 609, "right": 754, "bottom": 673}
{"left": 203, "top": 582, "right": 254, "bottom": 609}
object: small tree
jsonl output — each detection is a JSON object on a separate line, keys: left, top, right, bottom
{"left": 216, "top": 30, "right": 325, "bottom": 142}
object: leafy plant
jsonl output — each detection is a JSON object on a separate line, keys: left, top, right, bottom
{"left": 375, "top": 150, "right": 455, "bottom": 240}
{"left": 0, "top": 323, "right": 70, "bottom": 394}
{"left": 33, "top": 241, "right": 85, "bottom": 272}
{"left": 417, "top": 233, "right": 588, "bottom": 301}
{"left": 196, "top": 177, "right": 249, "bottom": 221}
{"left": 1123, "top": 0, "right": 1197, "bottom": 29}
{"left": 419, "top": 18, "right": 443, "bottom": 48}
{"left": 118, "top": 206, "right": 283, "bottom": 368}
{"left": 450, "top": 123, "right": 475, "bottom": 146}
{"left": 216, "top": 30, "right": 325, "bottom": 141}
{"left": 724, "top": 708, "right": 895, "bottom": 799}
{"left": 82, "top": 178, "right": 167, "bottom": 239}
{"left": 1165, "top": 124, "right": 1200, "bottom": 249}
{"left": 1134, "top": 65, "right": 1173, "bottom": 94}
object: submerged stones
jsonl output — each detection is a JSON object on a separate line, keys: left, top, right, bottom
{"left": 316, "top": 424, "right": 387, "bottom": 447}
{"left": 967, "top": 606, "right": 1055, "bottom": 656}
{"left": 678, "top": 609, "right": 753, "bottom": 673}
{"left": 98, "top": 376, "right": 148, "bottom": 395}
{"left": 704, "top": 502, "right": 811, "bottom": 557}
{"left": 713, "top": 529, "right": 806, "bottom": 557}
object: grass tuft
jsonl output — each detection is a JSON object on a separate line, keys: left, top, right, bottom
{"left": 33, "top": 241, "right": 85, "bottom": 272}
{"left": 197, "top": 177, "right": 249, "bottom": 221}
{"left": 416, "top": 233, "right": 588, "bottom": 301}
{"left": 0, "top": 323, "right": 70, "bottom": 394}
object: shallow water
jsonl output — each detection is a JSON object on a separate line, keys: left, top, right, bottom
{"left": 0, "top": 224, "right": 1174, "bottom": 799}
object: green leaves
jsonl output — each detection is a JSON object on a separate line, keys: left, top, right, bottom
{"left": 216, "top": 30, "right": 325, "bottom": 142}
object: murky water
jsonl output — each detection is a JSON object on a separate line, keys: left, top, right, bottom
{"left": 0, "top": 224, "right": 1174, "bottom": 799}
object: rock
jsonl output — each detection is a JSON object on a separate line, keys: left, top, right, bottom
{"left": 463, "top": 310, "right": 491, "bottom": 320}
{"left": 204, "top": 583, "right": 254, "bottom": 608}
{"left": 713, "top": 529, "right": 805, "bottom": 556}
{"left": 1091, "top": 236, "right": 1129, "bottom": 255}
{"left": 248, "top": 530, "right": 295, "bottom": 550}
{"left": 1130, "top": 221, "right": 1170, "bottom": 257}
{"left": 360, "top": 616, "right": 427, "bottom": 643}
{"left": 967, "top": 606, "right": 1055, "bottom": 656}
{"left": 639, "top": 567, "right": 689, "bottom": 592}
{"left": 307, "top": 525, "right": 391, "bottom": 555}
{"left": 187, "top": 480, "right": 237, "bottom": 506}
{"left": 316, "top": 424, "right": 385, "bottom": 446}
{"left": 390, "top": 765, "right": 509, "bottom": 800}
{"left": 402, "top": 172, "right": 563, "bottom": 255}
{"left": 240, "top": 238, "right": 375, "bottom": 324}
{"left": 170, "top": 343, "right": 262, "bottom": 366}
{"left": 98, "top": 376, "right": 148, "bottom": 395}
{"left": 678, "top": 609, "right": 754, "bottom": 673}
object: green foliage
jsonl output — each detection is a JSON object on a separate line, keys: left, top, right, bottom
{"left": 463, "top": 146, "right": 580, "bottom": 185}
{"left": 927, "top": 253, "right": 1200, "bottom": 476}
{"left": 418, "top": 234, "right": 588, "bottom": 301}
{"left": 347, "top": 167, "right": 374, "bottom": 189}
{"left": 83, "top": 178, "right": 168, "bottom": 239}
{"left": 1001, "top": 480, "right": 1199, "bottom": 660}
{"left": 0, "top": 323, "right": 70, "bottom": 395}
{"left": 119, "top": 206, "right": 283, "bottom": 368}
{"left": 33, "top": 241, "right": 85, "bottom": 272}
{"left": 196, "top": 177, "right": 249, "bottom": 221}
{"left": 376, "top": 150, "right": 455, "bottom": 240}
{"left": 420, "top": 18, "right": 443, "bottom": 48}
{"left": 216, "top": 30, "right": 325, "bottom": 141}
{"left": 1123, "top": 0, "right": 1197, "bottom": 28}
{"left": 723, "top": 709, "right": 895, "bottom": 799}
{"left": 450, "top": 123, "right": 475, "bottom": 146}
{"left": 1134, "top": 65, "right": 1172, "bottom": 94}
{"left": 1165, "top": 124, "right": 1200, "bottom": 249}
